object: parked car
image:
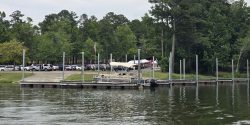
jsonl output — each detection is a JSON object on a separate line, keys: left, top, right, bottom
{"left": 100, "top": 64, "right": 107, "bottom": 71}
{"left": 5, "top": 65, "right": 14, "bottom": 71}
{"left": 0, "top": 65, "right": 5, "bottom": 71}
{"left": 14, "top": 66, "right": 21, "bottom": 71}
{"left": 41, "top": 64, "right": 53, "bottom": 71}
{"left": 31, "top": 64, "right": 41, "bottom": 71}
{"left": 20, "top": 65, "right": 32, "bottom": 71}
{"left": 71, "top": 65, "right": 78, "bottom": 70}
{"left": 65, "top": 65, "right": 72, "bottom": 70}
{"left": 52, "top": 65, "right": 59, "bottom": 71}
{"left": 86, "top": 64, "right": 95, "bottom": 70}
{"left": 75, "top": 65, "right": 83, "bottom": 70}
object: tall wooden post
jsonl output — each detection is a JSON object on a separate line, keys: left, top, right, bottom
{"left": 125, "top": 54, "right": 127, "bottom": 62}
{"left": 232, "top": 59, "right": 234, "bottom": 82}
{"left": 216, "top": 58, "right": 218, "bottom": 82}
{"left": 138, "top": 49, "right": 141, "bottom": 84}
{"left": 180, "top": 60, "right": 182, "bottom": 80}
{"left": 169, "top": 52, "right": 172, "bottom": 82}
{"left": 62, "top": 52, "right": 65, "bottom": 81}
{"left": 110, "top": 53, "right": 112, "bottom": 72}
{"left": 81, "top": 52, "right": 84, "bottom": 83}
{"left": 153, "top": 56, "right": 155, "bottom": 79}
{"left": 196, "top": 55, "right": 198, "bottom": 84}
{"left": 98, "top": 53, "right": 100, "bottom": 75}
{"left": 247, "top": 59, "right": 249, "bottom": 83}
{"left": 22, "top": 49, "right": 25, "bottom": 81}
{"left": 183, "top": 58, "right": 186, "bottom": 80}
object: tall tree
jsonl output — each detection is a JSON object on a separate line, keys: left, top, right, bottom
{"left": 9, "top": 10, "right": 38, "bottom": 62}
{"left": 39, "top": 10, "right": 79, "bottom": 63}
{"left": 0, "top": 39, "right": 27, "bottom": 65}
{"left": 0, "top": 11, "right": 10, "bottom": 43}
{"left": 98, "top": 12, "right": 129, "bottom": 59}
{"left": 36, "top": 31, "right": 71, "bottom": 63}
{"left": 113, "top": 24, "right": 136, "bottom": 61}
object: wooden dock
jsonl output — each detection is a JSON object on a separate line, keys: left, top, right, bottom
{"left": 20, "top": 81, "right": 140, "bottom": 89}
{"left": 20, "top": 78, "right": 248, "bottom": 89}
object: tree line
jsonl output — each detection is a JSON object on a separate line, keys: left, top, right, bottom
{"left": 0, "top": 0, "right": 250, "bottom": 74}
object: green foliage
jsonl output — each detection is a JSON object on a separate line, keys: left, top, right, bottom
{"left": 36, "top": 31, "right": 71, "bottom": 63}
{"left": 159, "top": 57, "right": 168, "bottom": 72}
{"left": 113, "top": 24, "right": 136, "bottom": 60}
{"left": 83, "top": 38, "right": 97, "bottom": 62}
{"left": 0, "top": 39, "right": 27, "bottom": 64}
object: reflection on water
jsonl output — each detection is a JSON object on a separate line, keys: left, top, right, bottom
{"left": 0, "top": 83, "right": 250, "bottom": 125}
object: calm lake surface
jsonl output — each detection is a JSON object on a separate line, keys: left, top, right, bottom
{"left": 0, "top": 83, "right": 250, "bottom": 125}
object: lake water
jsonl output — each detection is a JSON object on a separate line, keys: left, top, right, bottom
{"left": 0, "top": 83, "right": 250, "bottom": 125}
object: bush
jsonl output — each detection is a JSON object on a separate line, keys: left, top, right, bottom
{"left": 159, "top": 57, "right": 169, "bottom": 72}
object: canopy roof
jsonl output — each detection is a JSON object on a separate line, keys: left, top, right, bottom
{"left": 110, "top": 62, "right": 136, "bottom": 68}
{"left": 128, "top": 59, "right": 157, "bottom": 64}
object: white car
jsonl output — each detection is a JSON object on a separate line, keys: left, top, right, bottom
{"left": 75, "top": 65, "right": 83, "bottom": 70}
{"left": 41, "top": 64, "right": 53, "bottom": 71}
{"left": 65, "top": 65, "right": 72, "bottom": 70}
{"left": 4, "top": 65, "right": 14, "bottom": 71}
{"left": 20, "top": 66, "right": 31, "bottom": 71}
{"left": 0, "top": 65, "right": 5, "bottom": 71}
{"left": 52, "top": 65, "right": 59, "bottom": 71}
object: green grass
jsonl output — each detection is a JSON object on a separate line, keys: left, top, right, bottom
{"left": 0, "top": 72, "right": 32, "bottom": 83}
{"left": 142, "top": 71, "right": 215, "bottom": 80}
{"left": 66, "top": 71, "right": 248, "bottom": 81}
{"left": 66, "top": 73, "right": 96, "bottom": 82}
{"left": 142, "top": 71, "right": 248, "bottom": 80}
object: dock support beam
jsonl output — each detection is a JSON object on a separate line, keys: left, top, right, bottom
{"left": 110, "top": 53, "right": 112, "bottom": 72}
{"left": 232, "top": 59, "right": 234, "bottom": 82}
{"left": 183, "top": 58, "right": 186, "bottom": 80}
{"left": 247, "top": 59, "right": 249, "bottom": 83}
{"left": 153, "top": 56, "right": 155, "bottom": 79}
{"left": 62, "top": 52, "right": 65, "bottom": 81}
{"left": 22, "top": 49, "right": 25, "bottom": 81}
{"left": 134, "top": 55, "right": 136, "bottom": 64}
{"left": 81, "top": 52, "right": 84, "bottom": 83}
{"left": 98, "top": 53, "right": 100, "bottom": 75}
{"left": 125, "top": 54, "right": 127, "bottom": 62}
{"left": 216, "top": 58, "right": 218, "bottom": 82}
{"left": 138, "top": 49, "right": 141, "bottom": 84}
{"left": 169, "top": 52, "right": 172, "bottom": 84}
{"left": 180, "top": 60, "right": 182, "bottom": 80}
{"left": 196, "top": 55, "right": 198, "bottom": 84}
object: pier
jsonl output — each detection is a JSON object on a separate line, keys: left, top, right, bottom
{"left": 20, "top": 78, "right": 248, "bottom": 89}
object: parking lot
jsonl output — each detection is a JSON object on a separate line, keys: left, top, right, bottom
{"left": 0, "top": 64, "right": 111, "bottom": 72}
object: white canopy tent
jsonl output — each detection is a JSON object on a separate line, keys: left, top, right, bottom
{"left": 128, "top": 59, "right": 157, "bottom": 64}
{"left": 110, "top": 62, "right": 136, "bottom": 68}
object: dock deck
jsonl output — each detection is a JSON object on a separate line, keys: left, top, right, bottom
{"left": 20, "top": 78, "right": 248, "bottom": 89}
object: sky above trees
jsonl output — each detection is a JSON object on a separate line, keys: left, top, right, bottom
{"left": 0, "top": 0, "right": 151, "bottom": 25}
{"left": 0, "top": 0, "right": 249, "bottom": 73}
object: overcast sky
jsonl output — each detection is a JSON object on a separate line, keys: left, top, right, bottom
{"left": 0, "top": 0, "right": 249, "bottom": 25}
{"left": 0, "top": 0, "right": 152, "bottom": 25}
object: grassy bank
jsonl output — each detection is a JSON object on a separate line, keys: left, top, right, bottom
{"left": 143, "top": 71, "right": 248, "bottom": 80}
{"left": 0, "top": 72, "right": 33, "bottom": 83}
{"left": 66, "top": 73, "right": 97, "bottom": 82}
{"left": 142, "top": 71, "right": 215, "bottom": 80}
{"left": 66, "top": 70, "right": 248, "bottom": 81}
